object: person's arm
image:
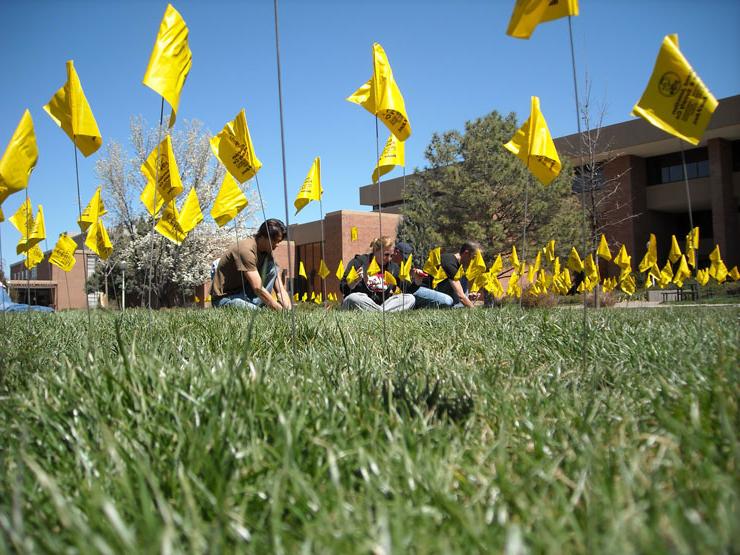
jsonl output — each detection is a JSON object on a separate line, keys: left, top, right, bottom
{"left": 449, "top": 279, "right": 475, "bottom": 308}
{"left": 244, "top": 269, "right": 283, "bottom": 310}
{"left": 273, "top": 271, "right": 292, "bottom": 308}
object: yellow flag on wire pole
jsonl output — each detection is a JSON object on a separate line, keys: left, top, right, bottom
{"left": 43, "top": 60, "right": 102, "bottom": 157}
{"left": 503, "top": 96, "right": 561, "bottom": 186}
{"left": 140, "top": 135, "right": 183, "bottom": 214}
{"left": 351, "top": 226, "right": 358, "bottom": 241}
{"left": 211, "top": 173, "right": 248, "bottom": 227}
{"left": 155, "top": 200, "right": 185, "bottom": 245}
{"left": 347, "top": 43, "right": 411, "bottom": 141}
{"left": 9, "top": 198, "right": 34, "bottom": 254}
{"left": 49, "top": 233, "right": 78, "bottom": 272}
{"left": 294, "top": 157, "right": 322, "bottom": 215}
{"left": 210, "top": 109, "right": 263, "bottom": 183}
{"left": 372, "top": 134, "right": 405, "bottom": 183}
{"left": 596, "top": 234, "right": 612, "bottom": 261}
{"left": 25, "top": 244, "right": 44, "bottom": 270}
{"left": 639, "top": 234, "right": 658, "bottom": 273}
{"left": 28, "top": 205, "right": 46, "bottom": 251}
{"left": 335, "top": 259, "right": 345, "bottom": 280}
{"left": 298, "top": 261, "right": 307, "bottom": 279}
{"left": 506, "top": 0, "right": 579, "bottom": 39}
{"left": 78, "top": 186, "right": 107, "bottom": 232}
{"left": 177, "top": 187, "right": 203, "bottom": 234}
{"left": 85, "top": 218, "right": 113, "bottom": 260}
{"left": 318, "top": 259, "right": 330, "bottom": 280}
{"left": 143, "top": 3, "right": 192, "bottom": 127}
{"left": 0, "top": 110, "right": 38, "bottom": 202}
{"left": 632, "top": 35, "right": 717, "bottom": 145}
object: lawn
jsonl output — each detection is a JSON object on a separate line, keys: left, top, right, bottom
{"left": 1, "top": 306, "right": 738, "bottom": 554}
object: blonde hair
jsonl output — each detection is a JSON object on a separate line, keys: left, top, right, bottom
{"left": 369, "top": 236, "right": 394, "bottom": 252}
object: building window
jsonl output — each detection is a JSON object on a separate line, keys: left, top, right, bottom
{"left": 646, "top": 147, "right": 709, "bottom": 185}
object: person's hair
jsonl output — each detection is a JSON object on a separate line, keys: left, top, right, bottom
{"left": 256, "top": 219, "right": 287, "bottom": 241}
{"left": 369, "top": 236, "right": 394, "bottom": 252}
{"left": 459, "top": 241, "right": 482, "bottom": 255}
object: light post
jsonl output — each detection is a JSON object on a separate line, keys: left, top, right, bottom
{"left": 120, "top": 261, "right": 126, "bottom": 312}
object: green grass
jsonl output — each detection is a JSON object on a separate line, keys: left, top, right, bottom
{"left": 1, "top": 306, "right": 738, "bottom": 554}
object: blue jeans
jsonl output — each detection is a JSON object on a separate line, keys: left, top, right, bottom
{"left": 413, "top": 286, "right": 454, "bottom": 309}
{"left": 214, "top": 262, "right": 279, "bottom": 309}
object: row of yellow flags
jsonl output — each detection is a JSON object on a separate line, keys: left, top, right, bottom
{"left": 287, "top": 226, "right": 738, "bottom": 302}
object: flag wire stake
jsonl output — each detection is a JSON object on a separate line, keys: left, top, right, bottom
{"left": 273, "top": 0, "right": 296, "bottom": 352}
{"left": 374, "top": 115, "right": 388, "bottom": 355}
{"left": 253, "top": 174, "right": 277, "bottom": 297}
{"left": 519, "top": 168, "right": 531, "bottom": 309}
{"left": 72, "top": 136, "right": 92, "bottom": 333}
{"left": 678, "top": 139, "right": 695, "bottom": 232}
{"left": 568, "top": 15, "right": 588, "bottom": 371}
{"left": 319, "top": 195, "right": 327, "bottom": 306}
{"left": 0, "top": 224, "right": 6, "bottom": 322}
{"left": 233, "top": 217, "right": 247, "bottom": 298}
{"left": 146, "top": 97, "right": 165, "bottom": 313}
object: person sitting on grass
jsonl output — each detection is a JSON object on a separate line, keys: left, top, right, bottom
{"left": 392, "top": 241, "right": 455, "bottom": 309}
{"left": 426, "top": 241, "right": 483, "bottom": 308}
{"left": 210, "top": 218, "right": 292, "bottom": 311}
{"left": 340, "top": 236, "right": 415, "bottom": 311}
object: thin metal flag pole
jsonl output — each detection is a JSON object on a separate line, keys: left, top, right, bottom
{"left": 519, "top": 170, "right": 531, "bottom": 308}
{"left": 568, "top": 16, "right": 589, "bottom": 370}
{"left": 233, "top": 217, "right": 247, "bottom": 297}
{"left": 319, "top": 197, "right": 327, "bottom": 305}
{"left": 146, "top": 98, "right": 165, "bottom": 311}
{"left": 374, "top": 116, "right": 388, "bottom": 349}
{"left": 0, "top": 224, "right": 6, "bottom": 319}
{"left": 72, "top": 136, "right": 92, "bottom": 330}
{"left": 273, "top": 0, "right": 296, "bottom": 350}
{"left": 23, "top": 190, "right": 32, "bottom": 331}
{"left": 252, "top": 174, "right": 276, "bottom": 298}
{"left": 678, "top": 140, "right": 695, "bottom": 232}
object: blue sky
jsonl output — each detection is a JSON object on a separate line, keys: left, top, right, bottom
{"left": 1, "top": 0, "right": 739, "bottom": 268}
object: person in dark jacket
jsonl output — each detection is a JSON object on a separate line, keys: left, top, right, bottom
{"left": 340, "top": 236, "right": 415, "bottom": 311}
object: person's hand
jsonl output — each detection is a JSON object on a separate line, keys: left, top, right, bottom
{"left": 412, "top": 268, "right": 426, "bottom": 285}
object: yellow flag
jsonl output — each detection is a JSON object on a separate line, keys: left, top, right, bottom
{"left": 143, "top": 3, "right": 192, "bottom": 127}
{"left": 299, "top": 261, "right": 308, "bottom": 279}
{"left": 367, "top": 256, "right": 381, "bottom": 276}
{"left": 423, "top": 247, "right": 442, "bottom": 275}
{"left": 466, "top": 250, "right": 487, "bottom": 282}
{"left": 506, "top": 271, "right": 521, "bottom": 298}
{"left": 506, "top": 0, "right": 579, "bottom": 39}
{"left": 584, "top": 253, "right": 599, "bottom": 283}
{"left": 347, "top": 43, "right": 411, "bottom": 141}
{"left": 383, "top": 270, "right": 397, "bottom": 287}
{"left": 29, "top": 205, "right": 46, "bottom": 250}
{"left": 728, "top": 266, "right": 740, "bottom": 281}
{"left": 695, "top": 268, "right": 709, "bottom": 286}
{"left": 668, "top": 234, "right": 682, "bottom": 264}
{"left": 178, "top": 187, "right": 203, "bottom": 234}
{"left": 638, "top": 234, "right": 657, "bottom": 273}
{"left": 9, "top": 199, "right": 34, "bottom": 254}
{"left": 619, "top": 272, "right": 636, "bottom": 296}
{"left": 504, "top": 96, "right": 561, "bottom": 186}
{"left": 510, "top": 245, "right": 521, "bottom": 272}
{"left": 398, "top": 254, "right": 412, "bottom": 283}
{"left": 49, "top": 233, "right": 78, "bottom": 272}
{"left": 346, "top": 265, "right": 360, "bottom": 284}
{"left": 211, "top": 173, "right": 248, "bottom": 227}
{"left": 658, "top": 261, "right": 674, "bottom": 288}
{"left": 453, "top": 264, "right": 465, "bottom": 281}
{"left": 85, "top": 218, "right": 113, "bottom": 260}
{"left": 155, "top": 201, "right": 185, "bottom": 244}
{"left": 335, "top": 259, "right": 345, "bottom": 280}
{"left": 24, "top": 244, "right": 44, "bottom": 270}
{"left": 0, "top": 110, "right": 38, "bottom": 199}
{"left": 351, "top": 227, "right": 358, "bottom": 241}
{"left": 566, "top": 246, "right": 584, "bottom": 273}
{"left": 602, "top": 276, "right": 618, "bottom": 293}
{"left": 78, "top": 186, "right": 107, "bottom": 232}
{"left": 490, "top": 254, "right": 503, "bottom": 275}
{"left": 613, "top": 245, "right": 631, "bottom": 271}
{"left": 597, "top": 234, "right": 612, "bottom": 261}
{"left": 673, "top": 255, "right": 691, "bottom": 287}
{"left": 43, "top": 60, "right": 102, "bottom": 157}
{"left": 140, "top": 135, "right": 183, "bottom": 213}
{"left": 210, "top": 109, "right": 263, "bottom": 183}
{"left": 372, "top": 134, "right": 405, "bottom": 183}
{"left": 0, "top": 206, "right": 3, "bottom": 222}
{"left": 542, "top": 240, "right": 555, "bottom": 263}
{"left": 632, "top": 35, "right": 717, "bottom": 146}
{"left": 318, "top": 259, "right": 330, "bottom": 280}
{"left": 294, "top": 157, "right": 322, "bottom": 214}
{"left": 302, "top": 292, "right": 308, "bottom": 302}
{"left": 431, "top": 265, "right": 448, "bottom": 289}
{"left": 685, "top": 226, "right": 700, "bottom": 250}
{"left": 310, "top": 291, "right": 315, "bottom": 300}
{"left": 708, "top": 245, "right": 728, "bottom": 284}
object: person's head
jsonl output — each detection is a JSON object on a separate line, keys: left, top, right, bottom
{"left": 392, "top": 241, "right": 414, "bottom": 264}
{"left": 369, "top": 236, "right": 395, "bottom": 266}
{"left": 459, "top": 241, "right": 482, "bottom": 266}
{"left": 255, "top": 218, "right": 287, "bottom": 252}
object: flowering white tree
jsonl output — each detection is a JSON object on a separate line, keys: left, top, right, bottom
{"left": 93, "top": 118, "right": 260, "bottom": 307}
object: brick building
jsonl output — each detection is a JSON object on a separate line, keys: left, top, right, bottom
{"left": 7, "top": 233, "right": 100, "bottom": 310}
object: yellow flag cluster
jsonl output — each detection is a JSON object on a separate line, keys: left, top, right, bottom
{"left": 348, "top": 43, "right": 411, "bottom": 142}
{"left": 143, "top": 4, "right": 192, "bottom": 127}
{"left": 294, "top": 157, "right": 322, "bottom": 215}
{"left": 504, "top": 96, "right": 561, "bottom": 186}
{"left": 44, "top": 60, "right": 103, "bottom": 157}
{"left": 633, "top": 35, "right": 717, "bottom": 146}
{"left": 506, "top": 0, "right": 579, "bottom": 39}
{"left": 9, "top": 199, "right": 46, "bottom": 270}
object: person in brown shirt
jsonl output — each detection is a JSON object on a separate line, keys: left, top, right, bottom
{"left": 211, "top": 219, "right": 292, "bottom": 310}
